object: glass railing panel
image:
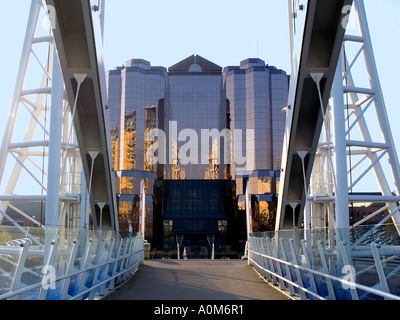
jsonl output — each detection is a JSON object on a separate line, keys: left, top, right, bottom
{"left": 0, "top": 225, "right": 144, "bottom": 300}
{"left": 250, "top": 224, "right": 400, "bottom": 300}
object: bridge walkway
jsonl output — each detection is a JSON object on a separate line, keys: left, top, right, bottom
{"left": 102, "top": 260, "right": 290, "bottom": 300}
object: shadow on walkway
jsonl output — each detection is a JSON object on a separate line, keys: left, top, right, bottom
{"left": 103, "top": 260, "right": 290, "bottom": 300}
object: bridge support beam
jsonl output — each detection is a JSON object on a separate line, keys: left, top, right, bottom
{"left": 45, "top": 53, "right": 64, "bottom": 228}
{"left": 331, "top": 55, "right": 350, "bottom": 245}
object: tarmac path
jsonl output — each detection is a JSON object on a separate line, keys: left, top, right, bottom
{"left": 103, "top": 259, "right": 290, "bottom": 300}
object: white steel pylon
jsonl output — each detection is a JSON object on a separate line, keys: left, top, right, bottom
{"left": 308, "top": 0, "right": 400, "bottom": 243}
{"left": 0, "top": 0, "right": 87, "bottom": 231}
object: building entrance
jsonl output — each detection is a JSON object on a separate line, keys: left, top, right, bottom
{"left": 182, "top": 235, "right": 209, "bottom": 259}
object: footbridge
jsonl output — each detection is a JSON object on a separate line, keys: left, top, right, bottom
{"left": 1, "top": 0, "right": 400, "bottom": 300}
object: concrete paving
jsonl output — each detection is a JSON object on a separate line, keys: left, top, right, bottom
{"left": 103, "top": 259, "right": 290, "bottom": 300}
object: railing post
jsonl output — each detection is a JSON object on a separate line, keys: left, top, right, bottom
{"left": 38, "top": 239, "right": 59, "bottom": 300}
{"left": 10, "top": 241, "right": 31, "bottom": 294}
{"left": 116, "top": 238, "right": 128, "bottom": 284}
{"left": 269, "top": 238, "right": 286, "bottom": 291}
{"left": 289, "top": 239, "right": 307, "bottom": 300}
{"left": 76, "top": 239, "right": 95, "bottom": 299}
{"left": 110, "top": 237, "right": 124, "bottom": 287}
{"left": 337, "top": 241, "right": 359, "bottom": 300}
{"left": 259, "top": 238, "right": 272, "bottom": 282}
{"left": 279, "top": 238, "right": 296, "bottom": 296}
{"left": 123, "top": 237, "right": 135, "bottom": 281}
{"left": 300, "top": 239, "right": 318, "bottom": 298}
{"left": 265, "top": 238, "right": 278, "bottom": 286}
{"left": 317, "top": 240, "right": 336, "bottom": 300}
{"left": 371, "top": 243, "right": 391, "bottom": 299}
{"left": 60, "top": 240, "right": 80, "bottom": 299}
{"left": 88, "top": 238, "right": 106, "bottom": 300}
{"left": 121, "top": 238, "right": 132, "bottom": 282}
{"left": 99, "top": 237, "right": 116, "bottom": 296}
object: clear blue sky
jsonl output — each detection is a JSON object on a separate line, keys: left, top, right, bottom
{"left": 0, "top": 0, "right": 399, "bottom": 193}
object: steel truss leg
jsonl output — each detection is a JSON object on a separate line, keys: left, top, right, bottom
{"left": 0, "top": 0, "right": 86, "bottom": 229}
{"left": 309, "top": 0, "right": 400, "bottom": 236}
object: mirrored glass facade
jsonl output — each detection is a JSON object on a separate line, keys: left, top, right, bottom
{"left": 106, "top": 55, "right": 288, "bottom": 253}
{"left": 224, "top": 58, "right": 288, "bottom": 235}
{"left": 164, "top": 55, "right": 229, "bottom": 180}
{"left": 224, "top": 58, "right": 288, "bottom": 183}
{"left": 106, "top": 60, "right": 167, "bottom": 241}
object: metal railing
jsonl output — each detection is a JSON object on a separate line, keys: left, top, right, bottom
{"left": 248, "top": 226, "right": 400, "bottom": 300}
{"left": 0, "top": 226, "right": 144, "bottom": 300}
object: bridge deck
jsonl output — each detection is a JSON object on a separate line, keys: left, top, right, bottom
{"left": 102, "top": 260, "right": 290, "bottom": 300}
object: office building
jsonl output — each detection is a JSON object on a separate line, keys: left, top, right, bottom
{"left": 106, "top": 55, "right": 288, "bottom": 255}
{"left": 224, "top": 58, "right": 288, "bottom": 232}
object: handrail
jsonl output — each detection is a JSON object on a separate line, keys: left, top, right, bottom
{"left": 249, "top": 248, "right": 400, "bottom": 300}
{"left": 0, "top": 237, "right": 144, "bottom": 300}
{"left": 248, "top": 235, "right": 400, "bottom": 300}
